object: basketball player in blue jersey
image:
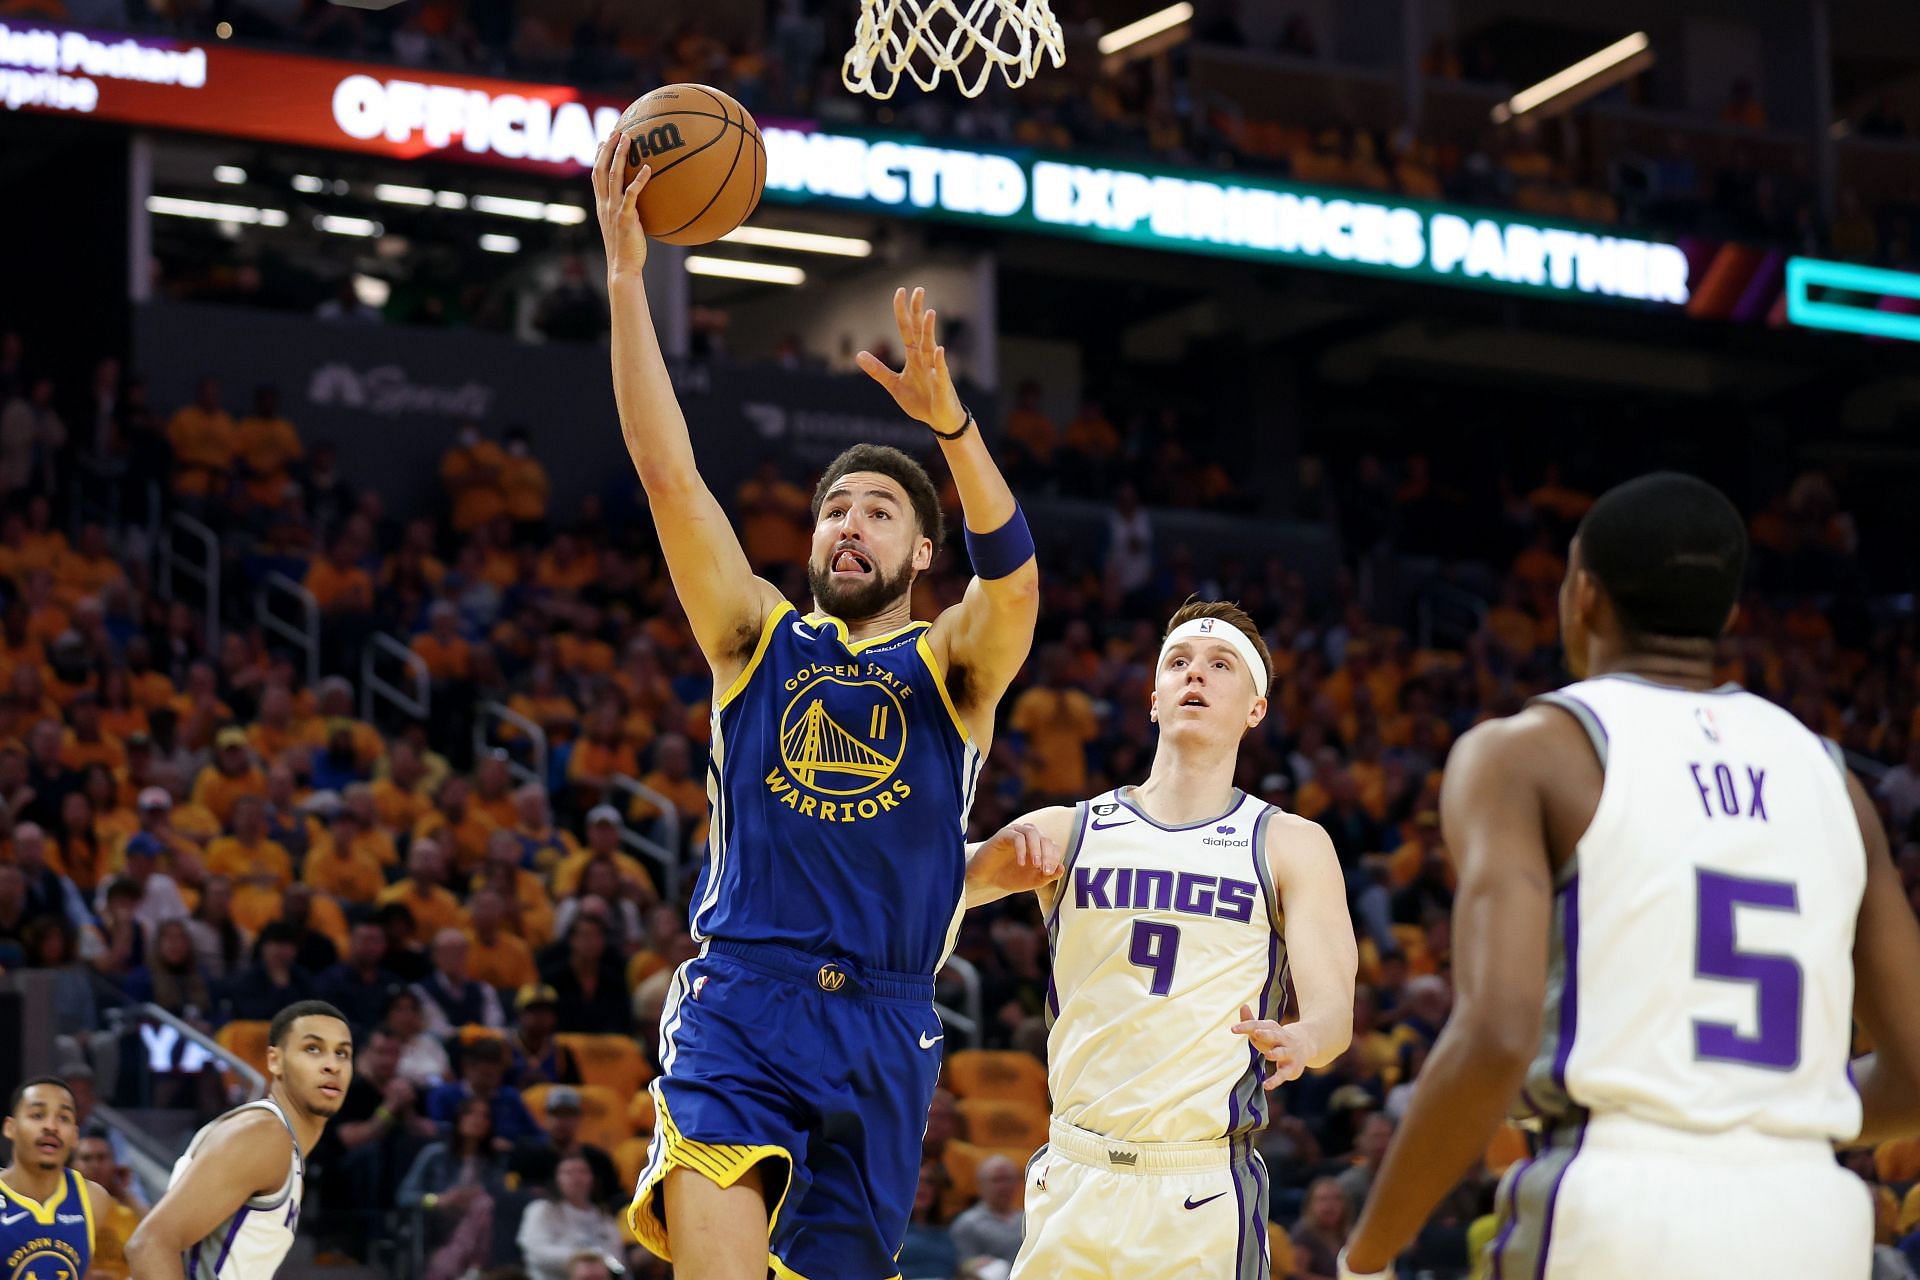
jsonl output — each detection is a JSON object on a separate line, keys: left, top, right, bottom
{"left": 593, "top": 131, "right": 1039, "bottom": 1280}
{"left": 2, "top": 1077, "right": 112, "bottom": 1280}
{"left": 1339, "top": 474, "right": 1920, "bottom": 1280}
{"left": 968, "top": 600, "right": 1357, "bottom": 1279}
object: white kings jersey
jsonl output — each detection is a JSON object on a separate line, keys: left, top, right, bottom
{"left": 170, "top": 1098, "right": 305, "bottom": 1280}
{"left": 1044, "top": 787, "right": 1286, "bottom": 1143}
{"left": 1521, "top": 675, "right": 1865, "bottom": 1142}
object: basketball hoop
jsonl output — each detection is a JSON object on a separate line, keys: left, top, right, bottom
{"left": 841, "top": 0, "right": 1066, "bottom": 99}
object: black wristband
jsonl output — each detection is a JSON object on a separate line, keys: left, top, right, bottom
{"left": 930, "top": 404, "right": 974, "bottom": 441}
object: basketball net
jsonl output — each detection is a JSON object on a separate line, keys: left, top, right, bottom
{"left": 841, "top": 0, "right": 1065, "bottom": 99}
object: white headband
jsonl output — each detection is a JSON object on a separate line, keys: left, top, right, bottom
{"left": 1159, "top": 618, "right": 1269, "bottom": 695}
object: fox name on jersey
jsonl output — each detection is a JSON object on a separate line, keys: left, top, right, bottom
{"left": 1519, "top": 675, "right": 1864, "bottom": 1141}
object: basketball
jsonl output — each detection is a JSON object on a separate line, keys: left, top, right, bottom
{"left": 617, "top": 84, "right": 765, "bottom": 246}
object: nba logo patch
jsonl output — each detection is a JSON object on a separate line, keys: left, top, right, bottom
{"left": 1695, "top": 707, "right": 1720, "bottom": 743}
{"left": 1198, "top": 619, "right": 1215, "bottom": 632}
{"left": 692, "top": 975, "right": 709, "bottom": 1000}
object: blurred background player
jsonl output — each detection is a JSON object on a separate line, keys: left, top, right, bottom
{"left": 126, "top": 1001, "right": 353, "bottom": 1280}
{"left": 593, "top": 134, "right": 1039, "bottom": 1279}
{"left": 1340, "top": 474, "right": 1920, "bottom": 1279}
{"left": 1, "top": 1077, "right": 113, "bottom": 1280}
{"left": 970, "top": 599, "right": 1357, "bottom": 1278}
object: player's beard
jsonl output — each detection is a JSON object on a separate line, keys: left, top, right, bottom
{"left": 809, "top": 549, "right": 913, "bottom": 621}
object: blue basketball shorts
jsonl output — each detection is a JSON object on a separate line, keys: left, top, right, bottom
{"left": 626, "top": 940, "right": 945, "bottom": 1280}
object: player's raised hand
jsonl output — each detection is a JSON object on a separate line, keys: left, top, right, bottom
{"left": 971, "top": 820, "right": 1064, "bottom": 894}
{"left": 1233, "top": 1004, "right": 1314, "bottom": 1090}
{"left": 593, "top": 130, "right": 652, "bottom": 276}
{"left": 856, "top": 287, "right": 969, "bottom": 437}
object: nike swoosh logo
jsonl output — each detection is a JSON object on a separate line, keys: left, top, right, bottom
{"left": 1090, "top": 819, "right": 1134, "bottom": 830}
{"left": 1183, "top": 1193, "right": 1227, "bottom": 1210}
{"left": 919, "top": 1032, "right": 945, "bottom": 1049}
{"left": 1, "top": 1211, "right": 27, "bottom": 1225}
{"left": 790, "top": 621, "right": 815, "bottom": 641}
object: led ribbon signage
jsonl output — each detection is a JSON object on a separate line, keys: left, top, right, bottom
{"left": 1, "top": 15, "right": 1824, "bottom": 312}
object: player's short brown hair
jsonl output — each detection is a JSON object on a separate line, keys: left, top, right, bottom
{"left": 812, "top": 444, "right": 946, "bottom": 551}
{"left": 1164, "top": 598, "right": 1273, "bottom": 693}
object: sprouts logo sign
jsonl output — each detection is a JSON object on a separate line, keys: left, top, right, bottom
{"left": 761, "top": 127, "right": 1692, "bottom": 306}
{"left": 309, "top": 362, "right": 494, "bottom": 418}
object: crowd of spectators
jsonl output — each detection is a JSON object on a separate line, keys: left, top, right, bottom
{"left": 2, "top": 316, "right": 1919, "bottom": 1280}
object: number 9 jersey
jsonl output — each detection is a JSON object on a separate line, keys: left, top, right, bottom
{"left": 1522, "top": 675, "right": 1865, "bottom": 1141}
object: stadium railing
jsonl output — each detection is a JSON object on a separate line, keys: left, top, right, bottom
{"left": 477, "top": 701, "right": 548, "bottom": 788}
{"left": 259, "top": 572, "right": 321, "bottom": 688}
{"left": 362, "top": 632, "right": 432, "bottom": 726}
{"left": 159, "top": 511, "right": 221, "bottom": 651}
{"left": 937, "top": 953, "right": 984, "bottom": 1050}
{"left": 607, "top": 773, "right": 684, "bottom": 904}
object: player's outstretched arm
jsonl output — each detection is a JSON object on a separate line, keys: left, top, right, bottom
{"left": 861, "top": 288, "right": 1038, "bottom": 738}
{"left": 964, "top": 806, "right": 1073, "bottom": 907}
{"left": 593, "top": 131, "right": 782, "bottom": 685}
{"left": 1234, "top": 815, "right": 1357, "bottom": 1087}
{"left": 125, "top": 1110, "right": 292, "bottom": 1280}
{"left": 1844, "top": 770, "right": 1920, "bottom": 1146}
{"left": 1340, "top": 713, "right": 1561, "bottom": 1278}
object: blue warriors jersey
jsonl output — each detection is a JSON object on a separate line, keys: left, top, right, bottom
{"left": 694, "top": 602, "right": 982, "bottom": 974}
{"left": 1, "top": 1169, "right": 93, "bottom": 1280}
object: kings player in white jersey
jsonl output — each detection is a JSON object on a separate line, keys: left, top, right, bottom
{"left": 968, "top": 600, "right": 1358, "bottom": 1279}
{"left": 128, "top": 1001, "right": 352, "bottom": 1280}
{"left": 1340, "top": 473, "right": 1920, "bottom": 1280}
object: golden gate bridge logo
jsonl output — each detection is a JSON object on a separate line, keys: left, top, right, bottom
{"left": 778, "top": 676, "right": 907, "bottom": 797}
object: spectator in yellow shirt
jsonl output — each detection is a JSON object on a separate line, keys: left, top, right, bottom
{"left": 58, "top": 691, "right": 123, "bottom": 771}
{"left": 475, "top": 829, "right": 557, "bottom": 948}
{"left": 233, "top": 385, "right": 303, "bottom": 513}
{"left": 305, "top": 535, "right": 375, "bottom": 616}
{"left": 371, "top": 740, "right": 434, "bottom": 834}
{"left": 166, "top": 376, "right": 236, "bottom": 499}
{"left": 21, "top": 568, "right": 68, "bottom": 647}
{"left": 411, "top": 601, "right": 473, "bottom": 681}
{"left": 472, "top": 753, "right": 519, "bottom": 830}
{"left": 1003, "top": 380, "right": 1057, "bottom": 467}
{"left": 534, "top": 532, "right": 597, "bottom": 595}
{"left": 415, "top": 775, "right": 497, "bottom": 872}
{"left": 204, "top": 795, "right": 293, "bottom": 888}
{"left": 192, "top": 727, "right": 268, "bottom": 826}
{"left": 245, "top": 685, "right": 308, "bottom": 766}
{"left": 300, "top": 677, "right": 385, "bottom": 768}
{"left": 551, "top": 805, "right": 659, "bottom": 902}
{"left": 1008, "top": 647, "right": 1101, "bottom": 800}
{"left": 74, "top": 1135, "right": 144, "bottom": 1279}
{"left": 735, "top": 459, "right": 813, "bottom": 568}
{"left": 499, "top": 427, "right": 550, "bottom": 532}
{"left": 377, "top": 839, "right": 465, "bottom": 944}
{"left": 302, "top": 809, "right": 388, "bottom": 905}
{"left": 625, "top": 733, "right": 709, "bottom": 850}
{"left": 440, "top": 424, "right": 508, "bottom": 533}
{"left": 1062, "top": 397, "right": 1121, "bottom": 464}
{"left": 54, "top": 523, "right": 127, "bottom": 608}
{"left": 567, "top": 702, "right": 640, "bottom": 799}
{"left": 464, "top": 886, "right": 537, "bottom": 992}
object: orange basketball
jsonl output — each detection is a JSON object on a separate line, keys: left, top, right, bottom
{"left": 617, "top": 84, "right": 765, "bottom": 247}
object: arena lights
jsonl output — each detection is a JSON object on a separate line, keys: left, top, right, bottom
{"left": 212, "top": 165, "right": 246, "bottom": 184}
{"left": 1097, "top": 3, "right": 1193, "bottom": 56}
{"left": 478, "top": 233, "right": 520, "bottom": 254}
{"left": 685, "top": 256, "right": 807, "bottom": 286}
{"left": 315, "top": 213, "right": 383, "bottom": 237}
{"left": 720, "top": 225, "right": 874, "bottom": 257}
{"left": 1784, "top": 258, "right": 1920, "bottom": 344}
{"left": 1492, "top": 32, "right": 1653, "bottom": 124}
{"left": 372, "top": 182, "right": 435, "bottom": 205}
{"left": 146, "top": 194, "right": 288, "bottom": 226}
